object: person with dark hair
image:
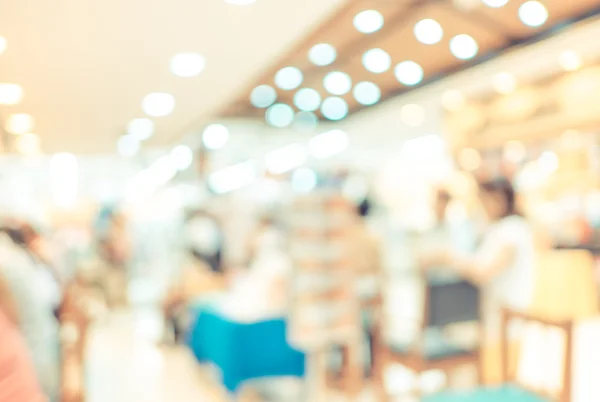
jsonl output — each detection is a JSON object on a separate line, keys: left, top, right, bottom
{"left": 421, "top": 178, "right": 537, "bottom": 383}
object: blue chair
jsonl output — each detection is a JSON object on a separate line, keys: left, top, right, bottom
{"left": 424, "top": 309, "right": 574, "bottom": 402}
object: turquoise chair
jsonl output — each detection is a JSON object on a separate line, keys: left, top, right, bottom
{"left": 424, "top": 309, "right": 574, "bottom": 402}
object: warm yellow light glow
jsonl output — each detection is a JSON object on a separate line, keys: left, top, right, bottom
{"left": 558, "top": 51, "right": 582, "bottom": 72}
{"left": 5, "top": 113, "right": 34, "bottom": 135}
{"left": 441, "top": 90, "right": 465, "bottom": 111}
{"left": 493, "top": 72, "right": 517, "bottom": 94}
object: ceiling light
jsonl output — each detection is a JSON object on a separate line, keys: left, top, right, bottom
{"left": 308, "top": 43, "right": 337, "bottom": 66}
{"left": 0, "top": 83, "right": 23, "bottom": 105}
{"left": 293, "top": 112, "right": 319, "bottom": 133}
{"left": 170, "top": 145, "right": 194, "bottom": 171}
{"left": 400, "top": 104, "right": 426, "bottom": 127}
{"left": 321, "top": 97, "right": 349, "bottom": 121}
{"left": 309, "top": 129, "right": 349, "bottom": 159}
{"left": 519, "top": 1, "right": 548, "bottom": 27}
{"left": 481, "top": 0, "right": 508, "bottom": 7}
{"left": 353, "top": 82, "right": 381, "bottom": 106}
{"left": 127, "top": 118, "right": 154, "bottom": 141}
{"left": 441, "top": 90, "right": 466, "bottom": 111}
{"left": 202, "top": 123, "right": 229, "bottom": 150}
{"left": 394, "top": 61, "right": 424, "bottom": 86}
{"left": 266, "top": 103, "right": 294, "bottom": 127}
{"left": 558, "top": 51, "right": 582, "bottom": 72}
{"left": 362, "top": 48, "right": 391, "bottom": 73}
{"left": 323, "top": 71, "right": 352, "bottom": 95}
{"left": 224, "top": 0, "right": 256, "bottom": 4}
{"left": 492, "top": 72, "right": 516, "bottom": 94}
{"left": 142, "top": 93, "right": 175, "bottom": 117}
{"left": 5, "top": 113, "right": 34, "bottom": 135}
{"left": 414, "top": 19, "right": 444, "bottom": 45}
{"left": 169, "top": 53, "right": 206, "bottom": 77}
{"left": 0, "top": 37, "right": 6, "bottom": 55}
{"left": 266, "top": 144, "right": 307, "bottom": 174}
{"left": 275, "top": 67, "right": 303, "bottom": 91}
{"left": 353, "top": 10, "right": 384, "bottom": 34}
{"left": 458, "top": 148, "right": 481, "bottom": 171}
{"left": 250, "top": 85, "right": 277, "bottom": 108}
{"left": 15, "top": 133, "right": 41, "bottom": 156}
{"left": 294, "top": 88, "right": 321, "bottom": 112}
{"left": 450, "top": 34, "right": 479, "bottom": 60}
{"left": 292, "top": 168, "right": 318, "bottom": 193}
{"left": 208, "top": 162, "right": 256, "bottom": 194}
{"left": 117, "top": 135, "right": 140, "bottom": 157}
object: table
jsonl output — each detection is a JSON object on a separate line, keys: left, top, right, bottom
{"left": 187, "top": 305, "right": 306, "bottom": 392}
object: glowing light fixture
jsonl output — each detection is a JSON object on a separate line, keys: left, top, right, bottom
{"left": 5, "top": 113, "right": 34, "bottom": 135}
{"left": 362, "top": 48, "right": 391, "bottom": 74}
{"left": 492, "top": 72, "right": 516, "bottom": 94}
{"left": 559, "top": 51, "right": 582, "bottom": 72}
{"left": 127, "top": 118, "right": 154, "bottom": 141}
{"left": 292, "top": 168, "right": 318, "bottom": 193}
{"left": 309, "top": 129, "right": 349, "bottom": 159}
{"left": 323, "top": 71, "right": 352, "bottom": 95}
{"left": 250, "top": 85, "right": 277, "bottom": 108}
{"left": 414, "top": 19, "right": 444, "bottom": 45}
{"left": 202, "top": 124, "right": 229, "bottom": 150}
{"left": 519, "top": 1, "right": 548, "bottom": 27}
{"left": 117, "top": 135, "right": 140, "bottom": 157}
{"left": 482, "top": 0, "right": 508, "bottom": 7}
{"left": 266, "top": 103, "right": 294, "bottom": 127}
{"left": 353, "top": 81, "right": 381, "bottom": 106}
{"left": 169, "top": 53, "right": 206, "bottom": 77}
{"left": 353, "top": 10, "right": 384, "bottom": 34}
{"left": 539, "top": 151, "right": 559, "bottom": 173}
{"left": 142, "top": 93, "right": 175, "bottom": 117}
{"left": 394, "top": 61, "right": 424, "bottom": 86}
{"left": 275, "top": 67, "right": 303, "bottom": 91}
{"left": 170, "top": 145, "right": 194, "bottom": 171}
{"left": 450, "top": 34, "right": 479, "bottom": 60}
{"left": 321, "top": 97, "right": 348, "bottom": 121}
{"left": 441, "top": 90, "right": 466, "bottom": 111}
{"left": 209, "top": 161, "right": 256, "bottom": 194}
{"left": 0, "top": 83, "right": 23, "bottom": 105}
{"left": 400, "top": 104, "right": 426, "bottom": 127}
{"left": 266, "top": 143, "right": 307, "bottom": 174}
{"left": 0, "top": 37, "right": 6, "bottom": 55}
{"left": 294, "top": 88, "right": 321, "bottom": 112}
{"left": 308, "top": 43, "right": 337, "bottom": 66}
{"left": 293, "top": 111, "right": 318, "bottom": 133}
{"left": 15, "top": 133, "right": 41, "bottom": 156}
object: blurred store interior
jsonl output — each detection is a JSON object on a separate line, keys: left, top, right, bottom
{"left": 1, "top": 0, "right": 600, "bottom": 401}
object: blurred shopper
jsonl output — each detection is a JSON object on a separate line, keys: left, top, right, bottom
{"left": 0, "top": 229, "right": 61, "bottom": 401}
{"left": 98, "top": 210, "right": 131, "bottom": 307}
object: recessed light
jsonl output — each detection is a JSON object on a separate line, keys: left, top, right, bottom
{"left": 0, "top": 37, "right": 6, "bottom": 55}
{"left": 400, "top": 104, "right": 426, "bottom": 127}
{"left": 321, "top": 97, "right": 348, "bottom": 121}
{"left": 250, "top": 85, "right": 277, "bottom": 108}
{"left": 293, "top": 111, "right": 319, "bottom": 133}
{"left": 558, "top": 51, "right": 582, "bottom": 71}
{"left": 294, "top": 88, "right": 321, "bottom": 112}
{"left": 308, "top": 43, "right": 337, "bottom": 66}
{"left": 142, "top": 93, "right": 175, "bottom": 117}
{"left": 5, "top": 113, "right": 34, "bottom": 135}
{"left": 266, "top": 103, "right": 294, "bottom": 128}
{"left": 170, "top": 145, "right": 194, "bottom": 171}
{"left": 362, "top": 48, "right": 391, "bottom": 73}
{"left": 0, "top": 83, "right": 23, "bottom": 105}
{"left": 394, "top": 61, "right": 424, "bottom": 86}
{"left": 519, "top": 1, "right": 548, "bottom": 27}
{"left": 353, "top": 82, "right": 381, "bottom": 106}
{"left": 323, "top": 71, "right": 352, "bottom": 95}
{"left": 481, "top": 0, "right": 508, "bottom": 8}
{"left": 450, "top": 34, "right": 479, "bottom": 60}
{"left": 202, "top": 124, "right": 229, "bottom": 150}
{"left": 414, "top": 19, "right": 444, "bottom": 45}
{"left": 441, "top": 90, "right": 466, "bottom": 111}
{"left": 275, "top": 67, "right": 303, "bottom": 91}
{"left": 169, "top": 53, "right": 206, "bottom": 77}
{"left": 117, "top": 135, "right": 140, "bottom": 157}
{"left": 353, "top": 10, "right": 384, "bottom": 34}
{"left": 127, "top": 118, "right": 154, "bottom": 141}
{"left": 492, "top": 72, "right": 516, "bottom": 94}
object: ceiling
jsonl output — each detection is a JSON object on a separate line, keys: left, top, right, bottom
{"left": 0, "top": 0, "right": 348, "bottom": 154}
{"left": 223, "top": 0, "right": 600, "bottom": 122}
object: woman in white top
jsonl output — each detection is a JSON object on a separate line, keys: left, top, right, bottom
{"left": 422, "top": 178, "right": 537, "bottom": 342}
